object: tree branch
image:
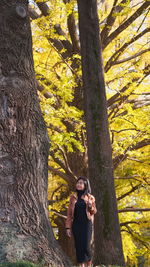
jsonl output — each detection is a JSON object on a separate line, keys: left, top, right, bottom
{"left": 101, "top": 0, "right": 131, "bottom": 44}
{"left": 111, "top": 128, "right": 140, "bottom": 134}
{"left": 122, "top": 225, "right": 150, "bottom": 249}
{"left": 105, "top": 27, "right": 150, "bottom": 72}
{"left": 118, "top": 208, "right": 150, "bottom": 213}
{"left": 137, "top": 6, "right": 150, "bottom": 32}
{"left": 28, "top": 6, "right": 41, "bottom": 19}
{"left": 47, "top": 124, "right": 63, "bottom": 133}
{"left": 36, "top": 1, "right": 50, "bottom": 16}
{"left": 114, "top": 93, "right": 150, "bottom": 110}
{"left": 115, "top": 176, "right": 150, "bottom": 183}
{"left": 120, "top": 221, "right": 144, "bottom": 226}
{"left": 53, "top": 24, "right": 73, "bottom": 55}
{"left": 36, "top": 80, "right": 54, "bottom": 99}
{"left": 113, "top": 48, "right": 150, "bottom": 65}
{"left": 113, "top": 138, "right": 150, "bottom": 169}
{"left": 103, "top": 1, "right": 150, "bottom": 49}
{"left": 49, "top": 151, "right": 77, "bottom": 186}
{"left": 108, "top": 75, "right": 150, "bottom": 117}
{"left": 50, "top": 184, "right": 68, "bottom": 200}
{"left": 131, "top": 94, "right": 150, "bottom": 109}
{"left": 107, "top": 64, "right": 149, "bottom": 107}
{"left": 117, "top": 183, "right": 141, "bottom": 201}
{"left": 126, "top": 157, "right": 144, "bottom": 163}
{"left": 50, "top": 209, "right": 67, "bottom": 219}
{"left": 48, "top": 166, "right": 72, "bottom": 183}
{"left": 67, "top": 13, "right": 80, "bottom": 53}
{"left": 107, "top": 81, "right": 134, "bottom": 108}
{"left": 50, "top": 152, "right": 68, "bottom": 173}
{"left": 132, "top": 138, "right": 150, "bottom": 150}
{"left": 32, "top": 0, "right": 74, "bottom": 59}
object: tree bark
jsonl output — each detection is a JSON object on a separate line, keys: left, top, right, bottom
{"left": 77, "top": 0, "right": 125, "bottom": 265}
{"left": 54, "top": 216, "right": 77, "bottom": 265}
{"left": 0, "top": 0, "right": 71, "bottom": 265}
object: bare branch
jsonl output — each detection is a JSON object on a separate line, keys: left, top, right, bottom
{"left": 137, "top": 7, "right": 150, "bottom": 32}
{"left": 127, "top": 157, "right": 144, "bottom": 163}
{"left": 36, "top": 1, "right": 49, "bottom": 16}
{"left": 120, "top": 221, "right": 145, "bottom": 226}
{"left": 105, "top": 27, "right": 150, "bottom": 72}
{"left": 101, "top": 0, "right": 118, "bottom": 42}
{"left": 131, "top": 138, "right": 150, "bottom": 150}
{"left": 101, "top": 0, "right": 130, "bottom": 44}
{"left": 49, "top": 151, "right": 77, "bottom": 185}
{"left": 111, "top": 128, "right": 140, "bottom": 133}
{"left": 117, "top": 183, "right": 141, "bottom": 201}
{"left": 50, "top": 152, "right": 68, "bottom": 173}
{"left": 47, "top": 124, "right": 63, "bottom": 133}
{"left": 50, "top": 184, "right": 68, "bottom": 200}
{"left": 129, "top": 94, "right": 150, "bottom": 109}
{"left": 107, "top": 64, "right": 149, "bottom": 107}
{"left": 118, "top": 208, "right": 150, "bottom": 213}
{"left": 48, "top": 165, "right": 76, "bottom": 190}
{"left": 50, "top": 209, "right": 67, "bottom": 219}
{"left": 115, "top": 176, "right": 150, "bottom": 183}
{"left": 67, "top": 13, "right": 80, "bottom": 53}
{"left": 113, "top": 48, "right": 150, "bottom": 65}
{"left": 28, "top": 6, "right": 40, "bottom": 19}
{"left": 113, "top": 138, "right": 150, "bottom": 169}
{"left": 48, "top": 41, "right": 81, "bottom": 79}
{"left": 103, "top": 1, "right": 150, "bottom": 49}
{"left": 124, "top": 225, "right": 150, "bottom": 249}
{"left": 36, "top": 80, "right": 54, "bottom": 99}
{"left": 108, "top": 78, "right": 150, "bottom": 117}
{"left": 107, "top": 81, "right": 133, "bottom": 108}
{"left": 48, "top": 165, "right": 71, "bottom": 183}
{"left": 53, "top": 24, "right": 73, "bottom": 55}
{"left": 32, "top": 1, "right": 74, "bottom": 59}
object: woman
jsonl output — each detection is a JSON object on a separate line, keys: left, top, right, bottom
{"left": 65, "top": 177, "right": 97, "bottom": 267}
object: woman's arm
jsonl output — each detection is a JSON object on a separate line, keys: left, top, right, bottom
{"left": 65, "top": 196, "right": 73, "bottom": 229}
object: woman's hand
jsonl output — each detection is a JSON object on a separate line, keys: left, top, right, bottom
{"left": 87, "top": 201, "right": 92, "bottom": 211}
{"left": 87, "top": 197, "right": 97, "bottom": 214}
{"left": 66, "top": 228, "right": 71, "bottom": 238}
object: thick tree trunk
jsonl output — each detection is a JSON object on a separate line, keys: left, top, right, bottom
{"left": 0, "top": 1, "right": 71, "bottom": 266}
{"left": 54, "top": 216, "right": 77, "bottom": 265}
{"left": 77, "top": 0, "right": 125, "bottom": 266}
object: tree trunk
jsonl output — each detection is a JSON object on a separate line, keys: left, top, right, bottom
{"left": 0, "top": 1, "right": 71, "bottom": 265}
{"left": 77, "top": 0, "right": 125, "bottom": 266}
{"left": 54, "top": 216, "right": 77, "bottom": 265}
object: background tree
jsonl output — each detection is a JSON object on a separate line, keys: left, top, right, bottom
{"left": 0, "top": 0, "right": 71, "bottom": 266}
{"left": 77, "top": 0, "right": 125, "bottom": 265}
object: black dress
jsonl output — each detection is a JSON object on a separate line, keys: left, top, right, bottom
{"left": 72, "top": 190, "right": 92, "bottom": 263}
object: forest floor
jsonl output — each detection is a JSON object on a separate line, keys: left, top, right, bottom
{"left": 0, "top": 262, "right": 125, "bottom": 267}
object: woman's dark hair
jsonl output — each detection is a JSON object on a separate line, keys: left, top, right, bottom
{"left": 76, "top": 176, "right": 91, "bottom": 195}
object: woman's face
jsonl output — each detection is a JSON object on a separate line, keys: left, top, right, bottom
{"left": 76, "top": 179, "right": 85, "bottom": 190}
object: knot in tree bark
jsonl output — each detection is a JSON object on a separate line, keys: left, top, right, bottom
{"left": 16, "top": 5, "right": 27, "bottom": 18}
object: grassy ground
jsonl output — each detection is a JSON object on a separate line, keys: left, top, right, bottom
{"left": 0, "top": 262, "right": 125, "bottom": 267}
{"left": 0, "top": 262, "right": 44, "bottom": 267}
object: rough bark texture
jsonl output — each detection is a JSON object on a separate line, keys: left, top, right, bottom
{"left": 77, "top": 0, "right": 125, "bottom": 265}
{"left": 54, "top": 216, "right": 77, "bottom": 265}
{"left": 0, "top": 0, "right": 71, "bottom": 266}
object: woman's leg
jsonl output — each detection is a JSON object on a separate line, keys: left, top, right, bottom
{"left": 86, "top": 259, "right": 92, "bottom": 266}
{"left": 79, "top": 263, "right": 85, "bottom": 267}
